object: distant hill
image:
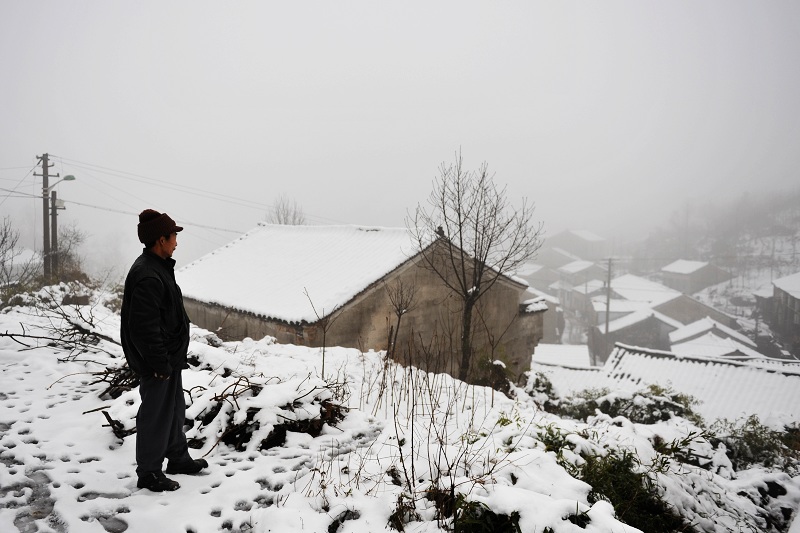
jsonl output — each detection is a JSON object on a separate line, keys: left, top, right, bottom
{"left": 628, "top": 188, "right": 800, "bottom": 278}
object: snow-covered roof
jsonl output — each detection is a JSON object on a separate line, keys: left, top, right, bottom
{"left": 558, "top": 260, "right": 596, "bottom": 275}
{"left": 752, "top": 285, "right": 774, "bottom": 299}
{"left": 774, "top": 271, "right": 800, "bottom": 299}
{"left": 568, "top": 229, "right": 605, "bottom": 242}
{"left": 525, "top": 287, "right": 559, "bottom": 305}
{"left": 179, "top": 224, "right": 418, "bottom": 323}
{"left": 611, "top": 273, "right": 681, "bottom": 305}
{"left": 514, "top": 262, "right": 544, "bottom": 276}
{"left": 591, "top": 298, "right": 649, "bottom": 314}
{"left": 603, "top": 308, "right": 684, "bottom": 334}
{"left": 532, "top": 343, "right": 592, "bottom": 368}
{"left": 671, "top": 332, "right": 765, "bottom": 360}
{"left": 548, "top": 247, "right": 581, "bottom": 262}
{"left": 669, "top": 317, "right": 756, "bottom": 348}
{"left": 522, "top": 297, "right": 549, "bottom": 313}
{"left": 533, "top": 344, "right": 800, "bottom": 426}
{"left": 572, "top": 279, "right": 605, "bottom": 295}
{"left": 661, "top": 259, "right": 708, "bottom": 275}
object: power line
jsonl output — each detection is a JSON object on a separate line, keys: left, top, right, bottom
{"left": 0, "top": 187, "right": 244, "bottom": 234}
{"left": 57, "top": 157, "right": 269, "bottom": 210}
{"left": 55, "top": 156, "right": 276, "bottom": 212}
{"left": 64, "top": 165, "right": 164, "bottom": 213}
{"left": 62, "top": 199, "right": 245, "bottom": 234}
{"left": 0, "top": 163, "right": 39, "bottom": 209}
{"left": 49, "top": 155, "right": 347, "bottom": 225}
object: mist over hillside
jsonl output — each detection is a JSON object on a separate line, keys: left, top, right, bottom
{"left": 626, "top": 187, "right": 800, "bottom": 278}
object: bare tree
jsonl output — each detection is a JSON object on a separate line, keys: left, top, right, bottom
{"left": 384, "top": 278, "right": 417, "bottom": 360}
{"left": 303, "top": 287, "right": 340, "bottom": 380}
{"left": 0, "top": 217, "right": 40, "bottom": 302}
{"left": 266, "top": 195, "right": 306, "bottom": 225}
{"left": 56, "top": 221, "right": 89, "bottom": 282}
{"left": 409, "top": 152, "right": 543, "bottom": 381}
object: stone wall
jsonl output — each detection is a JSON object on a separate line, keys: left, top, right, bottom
{"left": 183, "top": 298, "right": 304, "bottom": 344}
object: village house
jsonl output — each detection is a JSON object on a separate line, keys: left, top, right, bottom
{"left": 669, "top": 317, "right": 763, "bottom": 361}
{"left": 670, "top": 332, "right": 764, "bottom": 361}
{"left": 589, "top": 309, "right": 683, "bottom": 364}
{"left": 564, "top": 279, "right": 605, "bottom": 317}
{"left": 524, "top": 287, "right": 563, "bottom": 344}
{"left": 609, "top": 274, "right": 738, "bottom": 328}
{"left": 558, "top": 260, "right": 607, "bottom": 288}
{"left": 660, "top": 259, "right": 732, "bottom": 294}
{"left": 590, "top": 298, "right": 648, "bottom": 328}
{"left": 534, "top": 246, "right": 581, "bottom": 270}
{"left": 652, "top": 293, "right": 739, "bottom": 329}
{"left": 771, "top": 271, "right": 800, "bottom": 354}
{"left": 669, "top": 317, "right": 757, "bottom": 349}
{"left": 753, "top": 285, "right": 774, "bottom": 324}
{"left": 544, "top": 229, "right": 608, "bottom": 261}
{"left": 587, "top": 274, "right": 741, "bottom": 363}
{"left": 515, "top": 261, "right": 560, "bottom": 293}
{"left": 558, "top": 261, "right": 606, "bottom": 312}
{"left": 178, "top": 224, "right": 546, "bottom": 382}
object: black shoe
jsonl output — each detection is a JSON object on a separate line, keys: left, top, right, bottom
{"left": 137, "top": 471, "right": 180, "bottom": 492}
{"left": 166, "top": 458, "right": 209, "bottom": 475}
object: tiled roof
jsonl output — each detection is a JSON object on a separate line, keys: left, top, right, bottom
{"left": 671, "top": 332, "right": 764, "bottom": 360}
{"left": 669, "top": 317, "right": 756, "bottom": 348}
{"left": 532, "top": 344, "right": 800, "bottom": 426}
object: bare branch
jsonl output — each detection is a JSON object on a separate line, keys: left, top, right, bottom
{"left": 408, "top": 151, "right": 544, "bottom": 380}
{"left": 266, "top": 195, "right": 306, "bottom": 225}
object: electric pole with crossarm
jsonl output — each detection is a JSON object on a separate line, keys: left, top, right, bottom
{"left": 34, "top": 153, "right": 53, "bottom": 280}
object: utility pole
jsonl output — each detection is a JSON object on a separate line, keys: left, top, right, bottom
{"left": 603, "top": 256, "right": 613, "bottom": 362}
{"left": 51, "top": 190, "right": 59, "bottom": 278}
{"left": 34, "top": 153, "right": 53, "bottom": 280}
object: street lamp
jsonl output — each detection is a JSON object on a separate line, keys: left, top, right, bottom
{"left": 47, "top": 174, "right": 76, "bottom": 190}
{"left": 45, "top": 174, "right": 76, "bottom": 281}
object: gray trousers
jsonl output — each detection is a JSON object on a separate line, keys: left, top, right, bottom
{"left": 135, "top": 370, "right": 192, "bottom": 475}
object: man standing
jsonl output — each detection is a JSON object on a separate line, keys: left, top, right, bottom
{"left": 121, "top": 209, "right": 208, "bottom": 492}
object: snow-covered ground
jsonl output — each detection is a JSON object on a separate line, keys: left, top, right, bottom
{"left": 1, "top": 290, "right": 799, "bottom": 532}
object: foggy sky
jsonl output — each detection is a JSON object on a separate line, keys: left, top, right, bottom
{"left": 2, "top": 1, "right": 799, "bottom": 276}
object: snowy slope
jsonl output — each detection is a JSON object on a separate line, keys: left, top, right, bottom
{"left": 1, "top": 294, "right": 799, "bottom": 533}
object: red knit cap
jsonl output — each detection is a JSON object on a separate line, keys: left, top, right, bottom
{"left": 137, "top": 209, "right": 184, "bottom": 244}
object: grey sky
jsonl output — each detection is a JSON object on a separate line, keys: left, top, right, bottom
{"left": 2, "top": 1, "right": 799, "bottom": 274}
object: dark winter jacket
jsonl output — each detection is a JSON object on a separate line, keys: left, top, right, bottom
{"left": 120, "top": 250, "right": 190, "bottom": 377}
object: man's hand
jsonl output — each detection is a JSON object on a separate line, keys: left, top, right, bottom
{"left": 154, "top": 373, "right": 169, "bottom": 380}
